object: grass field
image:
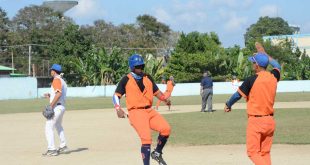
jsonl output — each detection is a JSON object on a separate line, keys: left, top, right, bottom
{"left": 161, "top": 108, "right": 310, "bottom": 145}
{"left": 0, "top": 92, "right": 310, "bottom": 114}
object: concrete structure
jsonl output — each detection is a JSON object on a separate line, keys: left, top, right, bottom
{"left": 42, "top": 0, "right": 78, "bottom": 13}
{"left": 263, "top": 34, "right": 310, "bottom": 56}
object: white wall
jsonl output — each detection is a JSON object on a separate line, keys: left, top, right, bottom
{"left": 1, "top": 78, "right": 309, "bottom": 100}
{"left": 0, "top": 77, "right": 37, "bottom": 100}
{"left": 37, "top": 80, "right": 310, "bottom": 98}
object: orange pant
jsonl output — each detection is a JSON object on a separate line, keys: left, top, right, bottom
{"left": 246, "top": 116, "right": 275, "bottom": 165}
{"left": 128, "top": 108, "right": 171, "bottom": 144}
{"left": 156, "top": 91, "right": 171, "bottom": 108}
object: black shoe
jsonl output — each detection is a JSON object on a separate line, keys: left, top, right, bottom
{"left": 42, "top": 150, "right": 58, "bottom": 156}
{"left": 151, "top": 151, "right": 167, "bottom": 165}
{"left": 57, "top": 146, "right": 69, "bottom": 154}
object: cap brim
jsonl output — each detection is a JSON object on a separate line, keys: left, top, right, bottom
{"left": 248, "top": 56, "right": 255, "bottom": 63}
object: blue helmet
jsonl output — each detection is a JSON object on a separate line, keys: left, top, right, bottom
{"left": 128, "top": 54, "right": 145, "bottom": 71}
{"left": 50, "top": 64, "right": 62, "bottom": 72}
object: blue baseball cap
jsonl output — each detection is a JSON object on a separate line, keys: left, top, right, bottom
{"left": 248, "top": 53, "right": 269, "bottom": 68}
{"left": 50, "top": 64, "right": 62, "bottom": 72}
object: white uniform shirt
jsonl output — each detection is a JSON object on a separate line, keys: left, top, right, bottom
{"left": 50, "top": 75, "right": 67, "bottom": 106}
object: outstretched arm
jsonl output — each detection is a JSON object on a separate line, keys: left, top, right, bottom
{"left": 112, "top": 94, "right": 126, "bottom": 118}
{"left": 224, "top": 92, "right": 242, "bottom": 112}
{"left": 155, "top": 91, "right": 171, "bottom": 107}
{"left": 255, "top": 42, "right": 281, "bottom": 80}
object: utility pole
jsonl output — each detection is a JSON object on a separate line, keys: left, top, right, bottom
{"left": 28, "top": 45, "right": 32, "bottom": 76}
{"left": 11, "top": 51, "right": 14, "bottom": 73}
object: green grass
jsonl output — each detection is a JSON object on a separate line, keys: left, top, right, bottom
{"left": 160, "top": 108, "right": 310, "bottom": 145}
{"left": 0, "top": 92, "right": 310, "bottom": 114}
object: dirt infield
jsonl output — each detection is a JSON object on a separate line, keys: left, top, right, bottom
{"left": 1, "top": 102, "right": 310, "bottom": 165}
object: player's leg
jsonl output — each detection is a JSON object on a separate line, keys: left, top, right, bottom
{"left": 45, "top": 119, "right": 56, "bottom": 150}
{"left": 201, "top": 89, "right": 207, "bottom": 112}
{"left": 259, "top": 117, "right": 275, "bottom": 165}
{"left": 44, "top": 110, "right": 59, "bottom": 156}
{"left": 149, "top": 109, "right": 171, "bottom": 165}
{"left": 246, "top": 117, "right": 267, "bottom": 165}
{"left": 54, "top": 105, "right": 67, "bottom": 151}
{"left": 206, "top": 89, "right": 213, "bottom": 112}
{"left": 128, "top": 109, "right": 152, "bottom": 165}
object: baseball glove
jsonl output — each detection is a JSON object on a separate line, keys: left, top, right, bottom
{"left": 42, "top": 105, "right": 54, "bottom": 119}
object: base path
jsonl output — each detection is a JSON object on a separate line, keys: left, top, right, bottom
{"left": 0, "top": 102, "right": 309, "bottom": 165}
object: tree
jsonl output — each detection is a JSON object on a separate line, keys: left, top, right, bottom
{"left": 164, "top": 32, "right": 227, "bottom": 82}
{"left": 244, "top": 16, "right": 294, "bottom": 46}
{"left": 9, "top": 5, "right": 73, "bottom": 75}
{"left": 47, "top": 23, "right": 92, "bottom": 85}
{"left": 0, "top": 7, "right": 9, "bottom": 47}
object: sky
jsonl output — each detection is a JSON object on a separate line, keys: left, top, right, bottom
{"left": 0, "top": 0, "right": 310, "bottom": 47}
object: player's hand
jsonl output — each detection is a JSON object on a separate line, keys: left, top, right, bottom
{"left": 255, "top": 42, "right": 266, "bottom": 54}
{"left": 115, "top": 107, "right": 126, "bottom": 118}
{"left": 165, "top": 99, "right": 171, "bottom": 106}
{"left": 224, "top": 104, "right": 231, "bottom": 112}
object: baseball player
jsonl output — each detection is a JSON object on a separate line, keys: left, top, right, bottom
{"left": 224, "top": 42, "right": 281, "bottom": 165}
{"left": 42, "top": 64, "right": 68, "bottom": 156}
{"left": 155, "top": 76, "right": 175, "bottom": 110}
{"left": 112, "top": 54, "right": 171, "bottom": 165}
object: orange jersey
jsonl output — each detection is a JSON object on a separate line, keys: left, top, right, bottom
{"left": 125, "top": 74, "right": 155, "bottom": 110}
{"left": 238, "top": 71, "right": 278, "bottom": 116}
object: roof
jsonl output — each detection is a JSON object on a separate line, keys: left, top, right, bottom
{"left": 0, "top": 65, "right": 16, "bottom": 71}
{"left": 10, "top": 73, "right": 27, "bottom": 77}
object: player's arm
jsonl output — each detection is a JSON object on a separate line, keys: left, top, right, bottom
{"left": 148, "top": 74, "right": 171, "bottom": 106}
{"left": 225, "top": 92, "right": 242, "bottom": 112}
{"left": 50, "top": 79, "right": 62, "bottom": 108}
{"left": 255, "top": 42, "right": 281, "bottom": 81}
{"left": 112, "top": 76, "right": 128, "bottom": 118}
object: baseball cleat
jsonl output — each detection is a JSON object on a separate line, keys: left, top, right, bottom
{"left": 42, "top": 150, "right": 59, "bottom": 156}
{"left": 151, "top": 151, "right": 167, "bottom": 165}
{"left": 57, "top": 146, "right": 69, "bottom": 154}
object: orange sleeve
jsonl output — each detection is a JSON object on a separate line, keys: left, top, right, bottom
{"left": 52, "top": 79, "right": 62, "bottom": 93}
{"left": 115, "top": 92, "right": 122, "bottom": 98}
{"left": 237, "top": 88, "right": 247, "bottom": 99}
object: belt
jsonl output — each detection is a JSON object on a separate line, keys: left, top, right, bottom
{"left": 56, "top": 103, "right": 62, "bottom": 105}
{"left": 136, "top": 106, "right": 151, "bottom": 109}
{"left": 253, "top": 114, "right": 273, "bottom": 117}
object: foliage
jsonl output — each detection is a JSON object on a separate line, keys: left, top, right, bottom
{"left": 244, "top": 16, "right": 294, "bottom": 46}
{"left": 0, "top": 4, "right": 309, "bottom": 86}
{"left": 165, "top": 32, "right": 233, "bottom": 82}
{"left": 0, "top": 7, "right": 9, "bottom": 47}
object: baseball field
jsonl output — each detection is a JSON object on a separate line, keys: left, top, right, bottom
{"left": 0, "top": 92, "right": 310, "bottom": 165}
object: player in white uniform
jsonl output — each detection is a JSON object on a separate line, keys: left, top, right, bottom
{"left": 42, "top": 64, "right": 68, "bottom": 156}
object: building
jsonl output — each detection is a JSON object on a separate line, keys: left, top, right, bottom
{"left": 263, "top": 34, "right": 310, "bottom": 56}
{"left": 0, "top": 65, "right": 15, "bottom": 77}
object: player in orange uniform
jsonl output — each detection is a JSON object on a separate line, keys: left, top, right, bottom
{"left": 156, "top": 76, "right": 175, "bottom": 110}
{"left": 112, "top": 54, "right": 171, "bottom": 165}
{"left": 224, "top": 42, "right": 281, "bottom": 165}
